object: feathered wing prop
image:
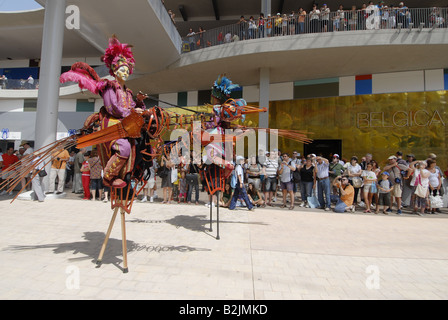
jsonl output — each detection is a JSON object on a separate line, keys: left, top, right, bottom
{"left": 60, "top": 62, "right": 106, "bottom": 95}
{"left": 0, "top": 135, "right": 78, "bottom": 203}
{"left": 0, "top": 111, "right": 146, "bottom": 203}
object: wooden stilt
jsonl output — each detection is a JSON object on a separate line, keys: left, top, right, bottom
{"left": 96, "top": 207, "right": 119, "bottom": 266}
{"left": 209, "top": 194, "right": 213, "bottom": 232}
{"left": 120, "top": 208, "right": 128, "bottom": 273}
{"left": 216, "top": 190, "right": 220, "bottom": 240}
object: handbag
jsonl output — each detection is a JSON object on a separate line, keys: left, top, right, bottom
{"left": 351, "top": 176, "right": 363, "bottom": 188}
{"left": 38, "top": 168, "right": 47, "bottom": 177}
{"left": 429, "top": 194, "right": 443, "bottom": 208}
{"left": 186, "top": 164, "right": 199, "bottom": 184}
{"left": 307, "top": 190, "right": 320, "bottom": 208}
{"left": 292, "top": 170, "right": 301, "bottom": 183}
{"left": 414, "top": 175, "right": 428, "bottom": 198}
{"left": 185, "top": 173, "right": 198, "bottom": 184}
{"left": 157, "top": 165, "right": 169, "bottom": 178}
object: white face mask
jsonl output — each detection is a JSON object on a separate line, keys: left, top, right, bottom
{"left": 115, "top": 66, "right": 130, "bottom": 82}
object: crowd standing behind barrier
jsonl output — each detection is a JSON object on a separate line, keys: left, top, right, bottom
{"left": 181, "top": 5, "right": 448, "bottom": 52}
{"left": 2, "top": 147, "right": 447, "bottom": 216}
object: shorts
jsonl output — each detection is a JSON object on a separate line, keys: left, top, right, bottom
{"left": 391, "top": 183, "right": 402, "bottom": 198}
{"left": 90, "top": 178, "right": 103, "bottom": 190}
{"left": 264, "top": 177, "right": 277, "bottom": 193}
{"left": 415, "top": 196, "right": 427, "bottom": 208}
{"left": 378, "top": 193, "right": 391, "bottom": 206}
{"left": 144, "top": 178, "right": 155, "bottom": 189}
{"left": 363, "top": 184, "right": 372, "bottom": 193}
{"left": 281, "top": 181, "right": 294, "bottom": 192}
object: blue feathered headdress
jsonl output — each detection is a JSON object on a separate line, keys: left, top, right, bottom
{"left": 211, "top": 74, "right": 240, "bottom": 101}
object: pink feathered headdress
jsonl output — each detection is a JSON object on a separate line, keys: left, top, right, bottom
{"left": 101, "top": 35, "right": 135, "bottom": 77}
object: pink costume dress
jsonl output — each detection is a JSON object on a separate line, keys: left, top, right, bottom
{"left": 98, "top": 81, "right": 145, "bottom": 188}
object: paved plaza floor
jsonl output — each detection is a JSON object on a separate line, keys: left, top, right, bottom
{"left": 0, "top": 190, "right": 447, "bottom": 300}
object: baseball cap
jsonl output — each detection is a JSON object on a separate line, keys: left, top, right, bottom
{"left": 388, "top": 155, "right": 397, "bottom": 160}
{"left": 381, "top": 171, "right": 390, "bottom": 176}
{"left": 333, "top": 154, "right": 339, "bottom": 158}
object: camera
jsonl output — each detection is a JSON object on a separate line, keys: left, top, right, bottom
{"left": 395, "top": 177, "right": 401, "bottom": 184}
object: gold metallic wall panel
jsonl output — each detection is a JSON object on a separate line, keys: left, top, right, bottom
{"left": 269, "top": 91, "right": 448, "bottom": 169}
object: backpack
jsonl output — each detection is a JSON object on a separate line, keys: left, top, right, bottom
{"left": 292, "top": 167, "right": 301, "bottom": 183}
{"left": 230, "top": 168, "right": 238, "bottom": 188}
{"left": 157, "top": 165, "right": 169, "bottom": 178}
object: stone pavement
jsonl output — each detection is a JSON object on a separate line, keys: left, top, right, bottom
{"left": 0, "top": 190, "right": 448, "bottom": 300}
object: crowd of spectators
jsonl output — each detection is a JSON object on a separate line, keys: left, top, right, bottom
{"left": 182, "top": 2, "right": 447, "bottom": 51}
{"left": 1, "top": 145, "right": 447, "bottom": 216}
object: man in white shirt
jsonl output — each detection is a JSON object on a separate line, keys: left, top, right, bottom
{"left": 314, "top": 156, "right": 331, "bottom": 211}
{"left": 279, "top": 153, "right": 296, "bottom": 210}
{"left": 228, "top": 156, "right": 254, "bottom": 211}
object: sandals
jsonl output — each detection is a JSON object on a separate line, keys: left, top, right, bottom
{"left": 280, "top": 204, "right": 287, "bottom": 208}
{"left": 289, "top": 206, "right": 294, "bottom": 210}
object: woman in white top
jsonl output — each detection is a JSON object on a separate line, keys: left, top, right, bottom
{"left": 427, "top": 159, "right": 442, "bottom": 195}
{"left": 344, "top": 156, "right": 362, "bottom": 206}
{"left": 361, "top": 162, "right": 378, "bottom": 213}
{"left": 409, "top": 160, "right": 430, "bottom": 215}
{"left": 427, "top": 158, "right": 442, "bottom": 213}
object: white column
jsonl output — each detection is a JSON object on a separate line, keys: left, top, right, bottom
{"left": 261, "top": 0, "right": 271, "bottom": 16}
{"left": 259, "top": 67, "right": 270, "bottom": 129}
{"left": 35, "top": 0, "right": 66, "bottom": 150}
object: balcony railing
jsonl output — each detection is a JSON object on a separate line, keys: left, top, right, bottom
{"left": 0, "top": 65, "right": 110, "bottom": 90}
{"left": 181, "top": 7, "right": 447, "bottom": 53}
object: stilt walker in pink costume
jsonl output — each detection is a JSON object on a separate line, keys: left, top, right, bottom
{"left": 98, "top": 36, "right": 148, "bottom": 188}
{"left": 60, "top": 36, "right": 148, "bottom": 189}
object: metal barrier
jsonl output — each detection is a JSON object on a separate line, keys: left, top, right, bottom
{"left": 181, "top": 7, "right": 447, "bottom": 53}
{"left": 0, "top": 65, "right": 110, "bottom": 90}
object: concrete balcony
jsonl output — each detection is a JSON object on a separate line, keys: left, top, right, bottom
{"left": 131, "top": 27, "right": 448, "bottom": 94}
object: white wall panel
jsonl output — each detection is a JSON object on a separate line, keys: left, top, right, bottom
{"left": 187, "top": 91, "right": 198, "bottom": 106}
{"left": 159, "top": 92, "right": 178, "bottom": 108}
{"left": 270, "top": 82, "right": 293, "bottom": 101}
{"left": 58, "top": 99, "right": 77, "bottom": 112}
{"left": 339, "top": 76, "right": 356, "bottom": 96}
{"left": 425, "top": 69, "right": 444, "bottom": 91}
{"left": 0, "top": 99, "right": 24, "bottom": 112}
{"left": 242, "top": 85, "right": 259, "bottom": 103}
{"left": 373, "top": 71, "right": 424, "bottom": 94}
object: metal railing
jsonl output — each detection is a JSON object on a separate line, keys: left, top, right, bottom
{"left": 0, "top": 65, "right": 110, "bottom": 90}
{"left": 181, "top": 7, "right": 447, "bottom": 53}
{"left": 0, "top": 79, "right": 38, "bottom": 90}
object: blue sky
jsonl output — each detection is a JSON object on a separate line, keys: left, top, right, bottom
{"left": 0, "top": 0, "right": 42, "bottom": 12}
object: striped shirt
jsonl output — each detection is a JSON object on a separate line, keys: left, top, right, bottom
{"left": 264, "top": 158, "right": 279, "bottom": 178}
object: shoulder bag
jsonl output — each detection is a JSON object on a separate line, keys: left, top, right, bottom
{"left": 414, "top": 174, "right": 428, "bottom": 198}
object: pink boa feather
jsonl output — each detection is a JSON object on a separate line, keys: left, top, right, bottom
{"left": 60, "top": 70, "right": 106, "bottom": 95}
